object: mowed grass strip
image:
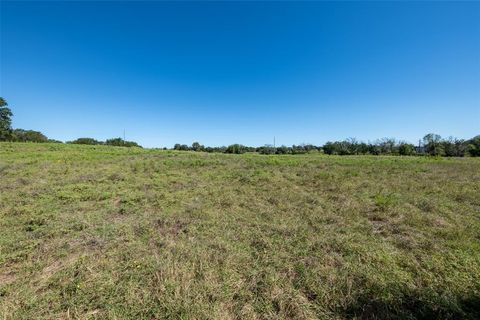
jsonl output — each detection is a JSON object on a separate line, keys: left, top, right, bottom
{"left": 1, "top": 142, "right": 479, "bottom": 319}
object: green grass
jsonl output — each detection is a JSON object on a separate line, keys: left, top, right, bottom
{"left": 1, "top": 142, "right": 479, "bottom": 319}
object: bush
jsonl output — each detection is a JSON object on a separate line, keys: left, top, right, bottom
{"left": 68, "top": 137, "right": 102, "bottom": 145}
{"left": 467, "top": 136, "right": 480, "bottom": 157}
{"left": 258, "top": 145, "right": 276, "bottom": 155}
{"left": 225, "top": 144, "right": 247, "bottom": 154}
{"left": 174, "top": 144, "right": 190, "bottom": 151}
{"left": 191, "top": 142, "right": 204, "bottom": 152}
{"left": 105, "top": 138, "right": 141, "bottom": 148}
{"left": 398, "top": 143, "right": 415, "bottom": 156}
{"left": 423, "top": 134, "right": 444, "bottom": 156}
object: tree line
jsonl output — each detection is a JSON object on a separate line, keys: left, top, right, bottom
{"left": 1, "top": 97, "right": 479, "bottom": 156}
{"left": 67, "top": 137, "right": 141, "bottom": 148}
{"left": 173, "top": 135, "right": 480, "bottom": 157}
{"left": 0, "top": 98, "right": 141, "bottom": 147}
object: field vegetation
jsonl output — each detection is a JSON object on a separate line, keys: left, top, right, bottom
{"left": 1, "top": 98, "right": 479, "bottom": 157}
{"left": 1, "top": 143, "right": 479, "bottom": 319}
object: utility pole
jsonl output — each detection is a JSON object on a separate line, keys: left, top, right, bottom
{"left": 123, "top": 129, "right": 126, "bottom": 141}
{"left": 273, "top": 136, "right": 276, "bottom": 148}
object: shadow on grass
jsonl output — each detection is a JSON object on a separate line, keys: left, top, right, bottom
{"left": 343, "top": 293, "right": 480, "bottom": 319}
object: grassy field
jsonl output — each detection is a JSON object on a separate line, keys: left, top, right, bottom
{"left": 1, "top": 143, "right": 479, "bottom": 319}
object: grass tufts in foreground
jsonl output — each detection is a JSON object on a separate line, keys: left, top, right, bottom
{"left": 1, "top": 142, "right": 480, "bottom": 319}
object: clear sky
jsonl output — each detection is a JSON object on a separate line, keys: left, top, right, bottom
{"left": 1, "top": 1, "right": 479, "bottom": 148}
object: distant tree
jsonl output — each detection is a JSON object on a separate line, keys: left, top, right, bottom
{"left": 453, "top": 139, "right": 468, "bottom": 157}
{"left": 167, "top": 135, "right": 479, "bottom": 156}
{"left": 0, "top": 97, "right": 13, "bottom": 141}
{"left": 258, "top": 145, "right": 276, "bottom": 155}
{"left": 303, "top": 144, "right": 318, "bottom": 153}
{"left": 11, "top": 129, "right": 48, "bottom": 143}
{"left": 346, "top": 138, "right": 360, "bottom": 155}
{"left": 275, "top": 145, "right": 290, "bottom": 154}
{"left": 225, "top": 144, "right": 247, "bottom": 154}
{"left": 125, "top": 140, "right": 141, "bottom": 148}
{"left": 291, "top": 144, "right": 307, "bottom": 154}
{"left": 326, "top": 141, "right": 347, "bottom": 155}
{"left": 322, "top": 142, "right": 335, "bottom": 155}
{"left": 467, "top": 135, "right": 480, "bottom": 157}
{"left": 377, "top": 138, "right": 397, "bottom": 155}
{"left": 367, "top": 143, "right": 381, "bottom": 155}
{"left": 398, "top": 143, "right": 415, "bottom": 156}
{"left": 191, "top": 142, "right": 204, "bottom": 152}
{"left": 423, "top": 133, "right": 444, "bottom": 156}
{"left": 47, "top": 139, "right": 63, "bottom": 144}
{"left": 442, "top": 137, "right": 467, "bottom": 157}
{"left": 357, "top": 142, "right": 370, "bottom": 155}
{"left": 191, "top": 142, "right": 200, "bottom": 151}
{"left": 173, "top": 143, "right": 190, "bottom": 151}
{"left": 68, "top": 137, "right": 102, "bottom": 145}
{"left": 105, "top": 138, "right": 141, "bottom": 148}
{"left": 105, "top": 138, "right": 125, "bottom": 146}
{"left": 173, "top": 144, "right": 190, "bottom": 151}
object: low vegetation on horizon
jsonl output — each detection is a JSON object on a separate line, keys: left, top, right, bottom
{"left": 1, "top": 143, "right": 479, "bottom": 319}
{"left": 1, "top": 97, "right": 479, "bottom": 157}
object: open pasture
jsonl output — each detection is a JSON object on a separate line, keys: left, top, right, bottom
{"left": 1, "top": 143, "right": 479, "bottom": 319}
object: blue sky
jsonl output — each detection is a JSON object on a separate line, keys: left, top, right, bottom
{"left": 1, "top": 1, "right": 479, "bottom": 148}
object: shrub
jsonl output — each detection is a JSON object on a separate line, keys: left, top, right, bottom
{"left": 398, "top": 143, "right": 415, "bottom": 156}
{"left": 257, "top": 145, "right": 276, "bottom": 154}
{"left": 225, "top": 144, "right": 247, "bottom": 154}
{"left": 68, "top": 137, "right": 102, "bottom": 145}
{"left": 105, "top": 138, "right": 141, "bottom": 148}
{"left": 467, "top": 136, "right": 480, "bottom": 157}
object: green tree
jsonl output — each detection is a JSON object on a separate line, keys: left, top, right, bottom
{"left": 11, "top": 129, "right": 48, "bottom": 143}
{"left": 467, "top": 135, "right": 480, "bottom": 157}
{"left": 275, "top": 145, "right": 290, "bottom": 154}
{"left": 258, "top": 145, "right": 276, "bottom": 154}
{"left": 377, "top": 138, "right": 397, "bottom": 154}
{"left": 105, "top": 138, "right": 141, "bottom": 148}
{"left": 423, "top": 133, "right": 444, "bottom": 156}
{"left": 173, "top": 144, "right": 189, "bottom": 151}
{"left": 398, "top": 143, "right": 415, "bottom": 156}
{"left": 225, "top": 144, "right": 247, "bottom": 154}
{"left": 0, "top": 97, "right": 13, "bottom": 141}
{"left": 442, "top": 137, "right": 467, "bottom": 157}
{"left": 68, "top": 137, "right": 102, "bottom": 145}
{"left": 191, "top": 142, "right": 204, "bottom": 152}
